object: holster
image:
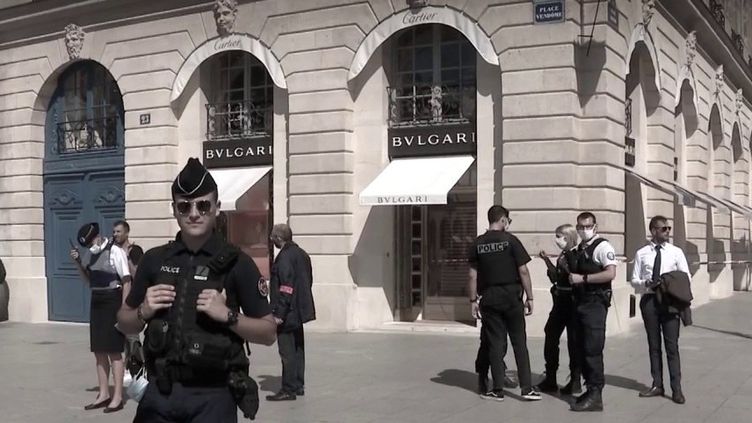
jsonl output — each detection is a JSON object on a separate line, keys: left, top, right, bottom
{"left": 154, "top": 358, "right": 173, "bottom": 395}
{"left": 228, "top": 370, "right": 259, "bottom": 420}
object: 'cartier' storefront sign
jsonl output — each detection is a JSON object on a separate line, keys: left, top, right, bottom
{"left": 388, "top": 123, "right": 476, "bottom": 158}
{"left": 203, "top": 137, "right": 273, "bottom": 169}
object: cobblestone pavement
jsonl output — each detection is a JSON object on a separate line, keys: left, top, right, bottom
{"left": 1, "top": 293, "right": 752, "bottom": 422}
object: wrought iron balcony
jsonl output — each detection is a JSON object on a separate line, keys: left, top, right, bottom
{"left": 708, "top": 0, "right": 725, "bottom": 28}
{"left": 206, "top": 100, "right": 272, "bottom": 141}
{"left": 55, "top": 109, "right": 119, "bottom": 154}
{"left": 388, "top": 84, "right": 476, "bottom": 127}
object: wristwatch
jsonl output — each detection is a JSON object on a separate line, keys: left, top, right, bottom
{"left": 470, "top": 296, "right": 480, "bottom": 304}
{"left": 225, "top": 309, "right": 239, "bottom": 327}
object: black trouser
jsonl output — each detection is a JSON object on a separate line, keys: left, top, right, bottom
{"left": 574, "top": 290, "right": 610, "bottom": 393}
{"left": 480, "top": 295, "right": 532, "bottom": 391}
{"left": 134, "top": 382, "right": 236, "bottom": 423}
{"left": 475, "top": 326, "right": 508, "bottom": 378}
{"left": 640, "top": 294, "right": 681, "bottom": 392}
{"left": 543, "top": 288, "right": 580, "bottom": 378}
{"left": 278, "top": 325, "right": 305, "bottom": 393}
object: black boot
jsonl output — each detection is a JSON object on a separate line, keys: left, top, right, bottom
{"left": 560, "top": 374, "right": 582, "bottom": 395}
{"left": 570, "top": 390, "right": 603, "bottom": 412}
{"left": 535, "top": 372, "right": 559, "bottom": 393}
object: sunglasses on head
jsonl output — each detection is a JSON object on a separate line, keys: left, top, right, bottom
{"left": 175, "top": 200, "right": 213, "bottom": 216}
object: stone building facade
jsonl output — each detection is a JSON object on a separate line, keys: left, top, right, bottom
{"left": 1, "top": 0, "right": 751, "bottom": 334}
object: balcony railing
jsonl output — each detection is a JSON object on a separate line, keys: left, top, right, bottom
{"left": 55, "top": 109, "right": 119, "bottom": 154}
{"left": 206, "top": 100, "right": 272, "bottom": 141}
{"left": 708, "top": 0, "right": 725, "bottom": 28}
{"left": 388, "top": 84, "right": 476, "bottom": 127}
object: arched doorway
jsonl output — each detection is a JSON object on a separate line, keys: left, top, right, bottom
{"left": 44, "top": 61, "right": 125, "bottom": 322}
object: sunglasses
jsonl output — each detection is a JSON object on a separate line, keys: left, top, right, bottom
{"left": 576, "top": 224, "right": 595, "bottom": 230}
{"left": 175, "top": 200, "right": 213, "bottom": 216}
{"left": 655, "top": 226, "right": 672, "bottom": 233}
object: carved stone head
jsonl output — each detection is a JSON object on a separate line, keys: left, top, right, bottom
{"left": 685, "top": 31, "right": 697, "bottom": 68}
{"left": 407, "top": 0, "right": 429, "bottom": 9}
{"left": 642, "top": 0, "right": 656, "bottom": 27}
{"left": 64, "top": 24, "right": 85, "bottom": 61}
{"left": 715, "top": 65, "right": 724, "bottom": 97}
{"left": 214, "top": 0, "right": 238, "bottom": 36}
{"left": 736, "top": 89, "right": 744, "bottom": 116}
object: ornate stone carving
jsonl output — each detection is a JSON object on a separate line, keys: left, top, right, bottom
{"left": 407, "top": 0, "right": 429, "bottom": 8}
{"left": 48, "top": 189, "right": 81, "bottom": 207}
{"left": 94, "top": 187, "right": 125, "bottom": 205}
{"left": 642, "top": 0, "right": 656, "bottom": 27}
{"left": 685, "top": 31, "right": 697, "bottom": 68}
{"left": 64, "top": 24, "right": 85, "bottom": 61}
{"left": 714, "top": 65, "right": 724, "bottom": 98}
{"left": 736, "top": 89, "right": 744, "bottom": 118}
{"left": 214, "top": 0, "right": 238, "bottom": 37}
{"left": 430, "top": 85, "right": 442, "bottom": 122}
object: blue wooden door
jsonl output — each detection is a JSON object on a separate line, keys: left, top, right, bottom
{"left": 44, "top": 61, "right": 125, "bottom": 322}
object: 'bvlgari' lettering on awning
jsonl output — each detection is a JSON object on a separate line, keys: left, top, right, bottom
{"left": 377, "top": 195, "right": 428, "bottom": 204}
{"left": 477, "top": 242, "right": 509, "bottom": 254}
{"left": 391, "top": 131, "right": 476, "bottom": 147}
{"left": 205, "top": 145, "right": 272, "bottom": 160}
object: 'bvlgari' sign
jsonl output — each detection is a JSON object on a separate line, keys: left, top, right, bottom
{"left": 388, "top": 123, "right": 476, "bottom": 158}
{"left": 203, "top": 137, "right": 273, "bottom": 169}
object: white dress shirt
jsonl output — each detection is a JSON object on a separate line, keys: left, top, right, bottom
{"left": 630, "top": 241, "right": 690, "bottom": 294}
{"left": 104, "top": 238, "right": 130, "bottom": 279}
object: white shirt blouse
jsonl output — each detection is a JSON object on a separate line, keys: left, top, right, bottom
{"left": 630, "top": 242, "right": 690, "bottom": 294}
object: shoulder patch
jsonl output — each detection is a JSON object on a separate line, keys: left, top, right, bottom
{"left": 258, "top": 277, "right": 269, "bottom": 297}
{"left": 606, "top": 251, "right": 615, "bottom": 261}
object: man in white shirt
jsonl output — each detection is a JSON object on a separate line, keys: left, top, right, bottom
{"left": 630, "top": 215, "right": 689, "bottom": 404}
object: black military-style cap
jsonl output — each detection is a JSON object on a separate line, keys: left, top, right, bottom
{"left": 171, "top": 157, "right": 217, "bottom": 199}
{"left": 77, "top": 222, "right": 99, "bottom": 247}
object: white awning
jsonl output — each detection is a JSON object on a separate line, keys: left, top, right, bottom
{"left": 210, "top": 166, "right": 272, "bottom": 212}
{"left": 359, "top": 156, "right": 474, "bottom": 206}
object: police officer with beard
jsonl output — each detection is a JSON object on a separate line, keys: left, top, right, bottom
{"left": 468, "top": 206, "right": 541, "bottom": 402}
{"left": 567, "top": 212, "right": 617, "bottom": 412}
{"left": 117, "top": 158, "right": 277, "bottom": 422}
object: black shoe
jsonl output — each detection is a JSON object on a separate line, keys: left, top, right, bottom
{"left": 570, "top": 392, "right": 603, "bottom": 412}
{"left": 521, "top": 388, "right": 542, "bottom": 401}
{"left": 639, "top": 386, "right": 665, "bottom": 398}
{"left": 266, "top": 391, "right": 297, "bottom": 401}
{"left": 478, "top": 375, "right": 489, "bottom": 395}
{"left": 672, "top": 391, "right": 685, "bottom": 404}
{"left": 103, "top": 402, "right": 124, "bottom": 414}
{"left": 503, "top": 374, "right": 518, "bottom": 389}
{"left": 84, "top": 398, "right": 111, "bottom": 410}
{"left": 296, "top": 389, "right": 305, "bottom": 396}
{"left": 480, "top": 389, "right": 504, "bottom": 402}
{"left": 560, "top": 378, "right": 582, "bottom": 395}
{"left": 536, "top": 375, "right": 559, "bottom": 393}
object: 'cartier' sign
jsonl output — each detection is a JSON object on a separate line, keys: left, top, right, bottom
{"left": 213, "top": 36, "right": 242, "bottom": 52}
{"left": 203, "top": 137, "right": 273, "bottom": 169}
{"left": 388, "top": 123, "right": 476, "bottom": 158}
{"left": 402, "top": 10, "right": 438, "bottom": 25}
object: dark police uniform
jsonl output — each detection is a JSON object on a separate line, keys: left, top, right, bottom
{"left": 124, "top": 158, "right": 271, "bottom": 422}
{"left": 539, "top": 248, "right": 581, "bottom": 393}
{"left": 469, "top": 229, "right": 533, "bottom": 392}
{"left": 571, "top": 236, "right": 617, "bottom": 404}
{"left": 269, "top": 241, "right": 315, "bottom": 397}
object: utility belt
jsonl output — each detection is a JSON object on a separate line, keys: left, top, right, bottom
{"left": 551, "top": 285, "right": 574, "bottom": 297}
{"left": 574, "top": 286, "right": 613, "bottom": 307}
{"left": 90, "top": 281, "right": 121, "bottom": 291}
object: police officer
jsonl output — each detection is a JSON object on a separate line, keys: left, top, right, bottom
{"left": 535, "top": 224, "right": 582, "bottom": 395}
{"left": 266, "top": 224, "right": 316, "bottom": 401}
{"left": 117, "top": 158, "right": 277, "bottom": 422}
{"left": 568, "top": 212, "right": 618, "bottom": 412}
{"left": 468, "top": 206, "right": 541, "bottom": 402}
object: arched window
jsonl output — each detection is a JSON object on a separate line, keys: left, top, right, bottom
{"left": 206, "top": 52, "right": 274, "bottom": 140}
{"left": 47, "top": 61, "right": 123, "bottom": 157}
{"left": 389, "top": 24, "right": 476, "bottom": 126}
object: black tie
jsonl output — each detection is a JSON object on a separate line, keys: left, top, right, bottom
{"left": 652, "top": 245, "right": 662, "bottom": 283}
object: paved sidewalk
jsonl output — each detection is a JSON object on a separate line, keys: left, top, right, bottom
{"left": 2, "top": 293, "right": 752, "bottom": 423}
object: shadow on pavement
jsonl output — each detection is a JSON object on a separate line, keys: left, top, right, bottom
{"left": 692, "top": 324, "right": 752, "bottom": 340}
{"left": 256, "top": 375, "right": 282, "bottom": 394}
{"left": 605, "top": 374, "right": 649, "bottom": 393}
{"left": 431, "top": 369, "right": 477, "bottom": 394}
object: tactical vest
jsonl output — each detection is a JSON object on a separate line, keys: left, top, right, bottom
{"left": 572, "top": 238, "right": 612, "bottom": 291}
{"left": 144, "top": 243, "right": 248, "bottom": 389}
{"left": 87, "top": 241, "right": 119, "bottom": 289}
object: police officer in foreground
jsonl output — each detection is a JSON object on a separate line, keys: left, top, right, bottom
{"left": 266, "top": 224, "right": 316, "bottom": 401}
{"left": 117, "top": 158, "right": 277, "bottom": 422}
{"left": 468, "top": 205, "right": 541, "bottom": 402}
{"left": 567, "top": 212, "right": 618, "bottom": 412}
